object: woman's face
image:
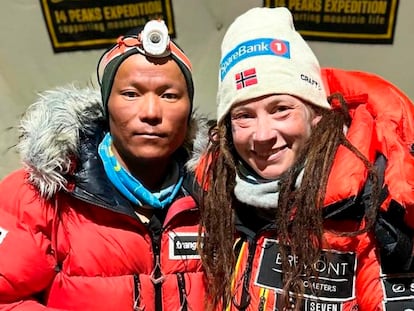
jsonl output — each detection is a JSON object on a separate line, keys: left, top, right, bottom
{"left": 230, "top": 94, "right": 320, "bottom": 180}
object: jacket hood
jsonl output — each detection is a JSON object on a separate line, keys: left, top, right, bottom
{"left": 17, "top": 84, "right": 207, "bottom": 199}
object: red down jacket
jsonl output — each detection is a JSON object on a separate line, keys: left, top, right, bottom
{"left": 0, "top": 86, "right": 206, "bottom": 311}
{"left": 224, "top": 68, "right": 414, "bottom": 311}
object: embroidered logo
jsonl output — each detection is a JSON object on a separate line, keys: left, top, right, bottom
{"left": 168, "top": 232, "right": 200, "bottom": 260}
{"left": 235, "top": 68, "right": 258, "bottom": 90}
{"left": 220, "top": 38, "right": 290, "bottom": 81}
{"left": 301, "top": 73, "right": 323, "bottom": 90}
{"left": 0, "top": 227, "right": 8, "bottom": 245}
{"left": 255, "top": 238, "right": 357, "bottom": 302}
{"left": 382, "top": 274, "right": 414, "bottom": 308}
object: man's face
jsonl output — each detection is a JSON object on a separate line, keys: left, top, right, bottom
{"left": 230, "top": 94, "right": 320, "bottom": 180}
{"left": 107, "top": 53, "right": 190, "bottom": 173}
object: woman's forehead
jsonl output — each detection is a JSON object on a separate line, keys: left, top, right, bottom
{"left": 231, "top": 94, "right": 308, "bottom": 109}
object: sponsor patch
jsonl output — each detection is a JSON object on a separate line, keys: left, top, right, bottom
{"left": 255, "top": 238, "right": 356, "bottom": 303}
{"left": 235, "top": 68, "right": 258, "bottom": 90}
{"left": 303, "top": 299, "right": 343, "bottom": 311}
{"left": 381, "top": 274, "right": 414, "bottom": 309}
{"left": 168, "top": 232, "right": 200, "bottom": 260}
{"left": 384, "top": 299, "right": 414, "bottom": 310}
{"left": 275, "top": 292, "right": 344, "bottom": 311}
{"left": 220, "top": 38, "right": 290, "bottom": 81}
{"left": 0, "top": 227, "right": 8, "bottom": 245}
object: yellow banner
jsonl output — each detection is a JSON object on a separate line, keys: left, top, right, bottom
{"left": 40, "top": 0, "right": 175, "bottom": 52}
{"left": 263, "top": 0, "right": 399, "bottom": 44}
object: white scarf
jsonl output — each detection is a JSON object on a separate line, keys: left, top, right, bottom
{"left": 234, "top": 162, "right": 304, "bottom": 209}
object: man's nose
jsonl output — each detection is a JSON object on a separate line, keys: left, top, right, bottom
{"left": 140, "top": 94, "right": 162, "bottom": 123}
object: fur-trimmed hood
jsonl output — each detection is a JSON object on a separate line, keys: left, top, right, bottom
{"left": 17, "top": 84, "right": 208, "bottom": 199}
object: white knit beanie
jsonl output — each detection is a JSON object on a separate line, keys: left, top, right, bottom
{"left": 217, "top": 7, "right": 330, "bottom": 122}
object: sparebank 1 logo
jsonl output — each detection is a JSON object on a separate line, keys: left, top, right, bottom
{"left": 220, "top": 38, "right": 291, "bottom": 81}
{"left": 270, "top": 39, "right": 289, "bottom": 56}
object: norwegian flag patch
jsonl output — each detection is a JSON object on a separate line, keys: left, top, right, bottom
{"left": 235, "top": 68, "right": 257, "bottom": 90}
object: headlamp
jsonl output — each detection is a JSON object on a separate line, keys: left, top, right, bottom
{"left": 97, "top": 19, "right": 192, "bottom": 86}
{"left": 141, "top": 20, "right": 170, "bottom": 57}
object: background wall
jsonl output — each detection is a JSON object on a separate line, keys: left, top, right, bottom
{"left": 0, "top": 0, "right": 412, "bottom": 178}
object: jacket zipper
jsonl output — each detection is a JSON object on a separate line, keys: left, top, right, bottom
{"left": 133, "top": 274, "right": 145, "bottom": 311}
{"left": 233, "top": 239, "right": 257, "bottom": 310}
{"left": 177, "top": 272, "right": 188, "bottom": 311}
{"left": 151, "top": 238, "right": 164, "bottom": 311}
{"left": 257, "top": 288, "right": 267, "bottom": 311}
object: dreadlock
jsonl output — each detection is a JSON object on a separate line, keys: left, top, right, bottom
{"left": 277, "top": 93, "right": 379, "bottom": 308}
{"left": 198, "top": 117, "right": 236, "bottom": 310}
{"left": 199, "top": 93, "right": 381, "bottom": 310}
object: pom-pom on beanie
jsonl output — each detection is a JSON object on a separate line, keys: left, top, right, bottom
{"left": 97, "top": 21, "right": 194, "bottom": 120}
{"left": 217, "top": 7, "right": 330, "bottom": 123}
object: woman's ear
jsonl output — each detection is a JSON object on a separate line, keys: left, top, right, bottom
{"left": 311, "top": 115, "right": 322, "bottom": 127}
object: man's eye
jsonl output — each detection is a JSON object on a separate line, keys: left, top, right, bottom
{"left": 162, "top": 93, "right": 178, "bottom": 100}
{"left": 122, "top": 91, "right": 138, "bottom": 97}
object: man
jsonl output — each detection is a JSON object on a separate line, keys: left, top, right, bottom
{"left": 0, "top": 20, "right": 206, "bottom": 310}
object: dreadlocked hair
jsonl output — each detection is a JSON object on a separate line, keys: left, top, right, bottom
{"left": 277, "top": 93, "right": 381, "bottom": 309}
{"left": 199, "top": 115, "right": 236, "bottom": 310}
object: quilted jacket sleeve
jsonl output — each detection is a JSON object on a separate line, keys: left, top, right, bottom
{"left": 0, "top": 170, "right": 62, "bottom": 310}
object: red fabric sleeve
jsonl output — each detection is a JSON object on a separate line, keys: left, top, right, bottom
{"left": 0, "top": 170, "right": 58, "bottom": 307}
{"left": 0, "top": 209, "right": 57, "bottom": 303}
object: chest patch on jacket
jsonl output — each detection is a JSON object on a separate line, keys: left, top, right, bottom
{"left": 381, "top": 275, "right": 414, "bottom": 309}
{"left": 168, "top": 232, "right": 200, "bottom": 260}
{"left": 255, "top": 238, "right": 356, "bottom": 301}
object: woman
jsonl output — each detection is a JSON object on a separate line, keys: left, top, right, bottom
{"left": 197, "top": 7, "right": 414, "bottom": 311}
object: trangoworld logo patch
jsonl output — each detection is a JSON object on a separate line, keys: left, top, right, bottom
{"left": 220, "top": 38, "right": 290, "bottom": 81}
{"left": 168, "top": 232, "right": 200, "bottom": 260}
{"left": 256, "top": 238, "right": 357, "bottom": 310}
{"left": 0, "top": 226, "right": 8, "bottom": 244}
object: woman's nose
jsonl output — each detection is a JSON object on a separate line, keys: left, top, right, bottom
{"left": 252, "top": 116, "right": 276, "bottom": 142}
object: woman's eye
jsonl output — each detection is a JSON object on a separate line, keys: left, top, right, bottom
{"left": 278, "top": 106, "right": 289, "bottom": 111}
{"left": 272, "top": 105, "right": 291, "bottom": 115}
{"left": 231, "top": 112, "right": 251, "bottom": 120}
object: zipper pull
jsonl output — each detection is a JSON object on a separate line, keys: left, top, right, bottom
{"left": 150, "top": 254, "right": 165, "bottom": 284}
{"left": 133, "top": 275, "right": 146, "bottom": 311}
{"left": 257, "top": 288, "right": 268, "bottom": 311}
{"left": 177, "top": 273, "right": 188, "bottom": 311}
{"left": 258, "top": 296, "right": 265, "bottom": 311}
